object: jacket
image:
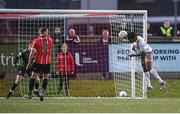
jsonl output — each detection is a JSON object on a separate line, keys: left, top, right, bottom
{"left": 56, "top": 51, "right": 74, "bottom": 74}
{"left": 159, "top": 27, "right": 173, "bottom": 37}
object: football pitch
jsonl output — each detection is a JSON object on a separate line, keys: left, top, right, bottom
{"left": 1, "top": 98, "right": 180, "bottom": 113}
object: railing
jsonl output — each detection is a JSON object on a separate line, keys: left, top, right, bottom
{"left": 148, "top": 36, "right": 180, "bottom": 43}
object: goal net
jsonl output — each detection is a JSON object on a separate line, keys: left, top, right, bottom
{"left": 0, "top": 9, "right": 147, "bottom": 99}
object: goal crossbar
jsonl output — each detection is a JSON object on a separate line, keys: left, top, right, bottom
{"left": 0, "top": 9, "right": 147, "bottom": 14}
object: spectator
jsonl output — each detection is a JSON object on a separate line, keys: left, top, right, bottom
{"left": 119, "top": 22, "right": 128, "bottom": 31}
{"left": 147, "top": 22, "right": 156, "bottom": 37}
{"left": 100, "top": 29, "right": 111, "bottom": 44}
{"left": 87, "top": 25, "right": 95, "bottom": 36}
{"left": 66, "top": 28, "right": 79, "bottom": 79}
{"left": 66, "top": 28, "right": 80, "bottom": 44}
{"left": 99, "top": 30, "right": 111, "bottom": 80}
{"left": 158, "top": 20, "right": 174, "bottom": 37}
{"left": 53, "top": 27, "right": 64, "bottom": 56}
{"left": 54, "top": 27, "right": 62, "bottom": 43}
{"left": 56, "top": 42, "right": 74, "bottom": 96}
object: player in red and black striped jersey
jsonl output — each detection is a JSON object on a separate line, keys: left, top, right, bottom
{"left": 26, "top": 27, "right": 53, "bottom": 101}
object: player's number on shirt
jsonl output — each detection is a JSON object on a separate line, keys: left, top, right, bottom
{"left": 42, "top": 41, "right": 49, "bottom": 56}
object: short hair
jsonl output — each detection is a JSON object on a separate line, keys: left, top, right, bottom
{"left": 27, "top": 40, "right": 32, "bottom": 45}
{"left": 127, "top": 32, "right": 137, "bottom": 43}
{"left": 27, "top": 40, "right": 33, "bottom": 48}
{"left": 39, "top": 27, "right": 48, "bottom": 34}
{"left": 164, "top": 20, "right": 171, "bottom": 24}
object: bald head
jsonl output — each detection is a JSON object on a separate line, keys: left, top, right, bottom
{"left": 102, "top": 30, "right": 109, "bottom": 38}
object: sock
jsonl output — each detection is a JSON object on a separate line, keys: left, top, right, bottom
{"left": 150, "top": 68, "right": 163, "bottom": 83}
{"left": 42, "top": 79, "right": 48, "bottom": 96}
{"left": 42, "top": 79, "right": 48, "bottom": 90}
{"left": 34, "top": 81, "right": 39, "bottom": 91}
{"left": 29, "top": 78, "right": 35, "bottom": 95}
{"left": 11, "top": 82, "right": 18, "bottom": 92}
{"left": 144, "top": 72, "right": 152, "bottom": 88}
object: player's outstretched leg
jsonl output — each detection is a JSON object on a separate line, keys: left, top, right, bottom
{"left": 7, "top": 75, "right": 21, "bottom": 99}
{"left": 160, "top": 81, "right": 166, "bottom": 90}
{"left": 6, "top": 82, "right": 18, "bottom": 99}
{"left": 6, "top": 91, "right": 13, "bottom": 99}
{"left": 150, "top": 68, "right": 166, "bottom": 89}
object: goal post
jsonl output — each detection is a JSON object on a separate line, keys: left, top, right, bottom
{"left": 109, "top": 11, "right": 147, "bottom": 98}
{"left": 0, "top": 9, "right": 147, "bottom": 99}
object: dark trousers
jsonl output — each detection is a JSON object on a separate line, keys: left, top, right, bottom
{"left": 59, "top": 74, "right": 70, "bottom": 95}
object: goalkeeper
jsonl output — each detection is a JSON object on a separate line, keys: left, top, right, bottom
{"left": 126, "top": 32, "right": 166, "bottom": 91}
{"left": 6, "top": 41, "right": 40, "bottom": 99}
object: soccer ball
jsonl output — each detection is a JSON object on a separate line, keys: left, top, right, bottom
{"left": 119, "top": 91, "right": 127, "bottom": 97}
{"left": 118, "top": 30, "right": 128, "bottom": 39}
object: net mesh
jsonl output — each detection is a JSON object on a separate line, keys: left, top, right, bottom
{"left": 109, "top": 13, "right": 146, "bottom": 98}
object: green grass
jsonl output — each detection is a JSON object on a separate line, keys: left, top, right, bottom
{"left": 70, "top": 80, "right": 115, "bottom": 97}
{"left": 1, "top": 79, "right": 180, "bottom": 112}
{"left": 1, "top": 98, "right": 180, "bottom": 113}
{"left": 148, "top": 79, "right": 180, "bottom": 98}
{"left": 0, "top": 79, "right": 115, "bottom": 97}
{"left": 1, "top": 79, "right": 180, "bottom": 98}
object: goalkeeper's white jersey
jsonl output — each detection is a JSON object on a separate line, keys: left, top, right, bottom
{"left": 133, "top": 35, "right": 152, "bottom": 54}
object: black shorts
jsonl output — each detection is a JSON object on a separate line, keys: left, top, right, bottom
{"left": 16, "top": 66, "right": 32, "bottom": 77}
{"left": 32, "top": 63, "right": 50, "bottom": 74}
